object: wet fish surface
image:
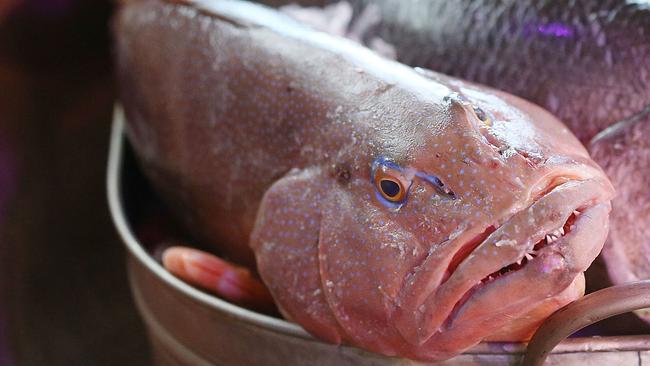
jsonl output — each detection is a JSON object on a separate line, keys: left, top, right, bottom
{"left": 114, "top": 0, "right": 615, "bottom": 361}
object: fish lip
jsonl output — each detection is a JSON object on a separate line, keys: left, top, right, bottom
{"left": 442, "top": 200, "right": 607, "bottom": 332}
{"left": 441, "top": 226, "right": 496, "bottom": 285}
{"left": 446, "top": 205, "right": 587, "bottom": 316}
{"left": 413, "top": 177, "right": 611, "bottom": 345}
{"left": 441, "top": 175, "right": 576, "bottom": 285}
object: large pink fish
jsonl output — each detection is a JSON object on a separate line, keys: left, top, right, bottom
{"left": 114, "top": 0, "right": 615, "bottom": 361}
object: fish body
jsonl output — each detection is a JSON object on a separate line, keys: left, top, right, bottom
{"left": 114, "top": 0, "right": 614, "bottom": 361}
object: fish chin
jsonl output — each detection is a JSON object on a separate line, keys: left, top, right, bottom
{"left": 483, "top": 273, "right": 585, "bottom": 342}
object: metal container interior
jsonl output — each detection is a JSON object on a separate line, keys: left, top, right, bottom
{"left": 107, "top": 107, "right": 650, "bottom": 365}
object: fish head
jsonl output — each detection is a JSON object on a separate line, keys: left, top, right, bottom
{"left": 310, "top": 74, "right": 614, "bottom": 360}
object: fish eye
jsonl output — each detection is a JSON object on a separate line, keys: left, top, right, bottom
{"left": 372, "top": 158, "right": 410, "bottom": 204}
{"left": 378, "top": 178, "right": 404, "bottom": 201}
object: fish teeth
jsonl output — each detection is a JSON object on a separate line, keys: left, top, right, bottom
{"left": 525, "top": 252, "right": 534, "bottom": 261}
{"left": 573, "top": 210, "right": 581, "bottom": 216}
{"left": 543, "top": 227, "right": 565, "bottom": 245}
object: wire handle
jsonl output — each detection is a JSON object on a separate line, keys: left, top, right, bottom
{"left": 523, "top": 280, "right": 650, "bottom": 366}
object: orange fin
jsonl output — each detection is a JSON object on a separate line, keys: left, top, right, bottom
{"left": 162, "top": 246, "right": 275, "bottom": 312}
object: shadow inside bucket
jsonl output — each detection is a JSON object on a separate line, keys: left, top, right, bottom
{"left": 118, "top": 143, "right": 282, "bottom": 318}
{"left": 119, "top": 144, "right": 187, "bottom": 262}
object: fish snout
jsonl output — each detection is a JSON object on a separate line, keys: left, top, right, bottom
{"left": 393, "top": 175, "right": 613, "bottom": 351}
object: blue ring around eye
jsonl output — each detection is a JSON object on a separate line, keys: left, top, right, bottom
{"left": 371, "top": 157, "right": 408, "bottom": 209}
{"left": 374, "top": 190, "right": 406, "bottom": 209}
{"left": 371, "top": 156, "right": 402, "bottom": 173}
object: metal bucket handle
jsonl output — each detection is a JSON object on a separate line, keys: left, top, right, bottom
{"left": 524, "top": 281, "right": 650, "bottom": 365}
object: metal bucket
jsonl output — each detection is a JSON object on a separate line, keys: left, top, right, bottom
{"left": 107, "top": 107, "right": 650, "bottom": 365}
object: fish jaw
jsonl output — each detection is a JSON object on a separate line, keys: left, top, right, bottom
{"left": 393, "top": 177, "right": 613, "bottom": 350}
{"left": 432, "top": 202, "right": 610, "bottom": 346}
{"left": 482, "top": 273, "right": 585, "bottom": 342}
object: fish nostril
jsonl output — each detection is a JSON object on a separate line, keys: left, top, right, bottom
{"left": 472, "top": 106, "right": 492, "bottom": 126}
{"left": 438, "top": 183, "right": 456, "bottom": 199}
{"left": 416, "top": 172, "right": 456, "bottom": 199}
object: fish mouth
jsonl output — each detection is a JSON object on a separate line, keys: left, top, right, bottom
{"left": 444, "top": 206, "right": 582, "bottom": 322}
{"left": 444, "top": 210, "right": 576, "bottom": 291}
{"left": 441, "top": 175, "right": 579, "bottom": 285}
{"left": 441, "top": 181, "right": 578, "bottom": 287}
{"left": 400, "top": 177, "right": 613, "bottom": 346}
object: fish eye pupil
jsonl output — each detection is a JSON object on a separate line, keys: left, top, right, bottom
{"left": 380, "top": 179, "right": 401, "bottom": 198}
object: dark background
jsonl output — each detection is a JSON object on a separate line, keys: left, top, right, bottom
{"left": 0, "top": 1, "right": 647, "bottom": 365}
{"left": 0, "top": 1, "right": 150, "bottom": 365}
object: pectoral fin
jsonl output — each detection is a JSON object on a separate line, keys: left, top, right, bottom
{"left": 162, "top": 245, "right": 275, "bottom": 312}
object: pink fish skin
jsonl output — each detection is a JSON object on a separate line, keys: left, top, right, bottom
{"left": 322, "top": 0, "right": 650, "bottom": 318}
{"left": 114, "top": 0, "right": 615, "bottom": 361}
